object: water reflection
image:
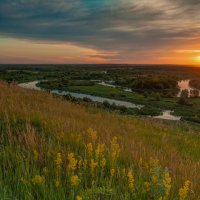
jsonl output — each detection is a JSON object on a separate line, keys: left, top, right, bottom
{"left": 154, "top": 110, "right": 181, "bottom": 121}
{"left": 96, "top": 81, "right": 132, "bottom": 92}
{"left": 177, "top": 80, "right": 200, "bottom": 97}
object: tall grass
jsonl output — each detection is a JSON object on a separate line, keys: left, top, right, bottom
{"left": 0, "top": 81, "right": 199, "bottom": 199}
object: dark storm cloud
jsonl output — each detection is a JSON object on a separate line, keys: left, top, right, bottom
{"left": 175, "top": 0, "right": 200, "bottom": 6}
{"left": 0, "top": 0, "right": 200, "bottom": 60}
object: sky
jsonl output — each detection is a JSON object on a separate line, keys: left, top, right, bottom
{"left": 0, "top": 0, "right": 200, "bottom": 65}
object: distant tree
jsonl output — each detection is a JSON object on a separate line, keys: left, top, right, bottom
{"left": 119, "top": 106, "right": 127, "bottom": 113}
{"left": 155, "top": 93, "right": 161, "bottom": 101}
{"left": 143, "top": 91, "right": 148, "bottom": 98}
{"left": 178, "top": 89, "right": 189, "bottom": 105}
{"left": 110, "top": 93, "right": 116, "bottom": 98}
{"left": 111, "top": 103, "right": 117, "bottom": 110}
{"left": 190, "top": 89, "right": 199, "bottom": 98}
{"left": 103, "top": 101, "right": 110, "bottom": 108}
{"left": 180, "top": 89, "right": 189, "bottom": 99}
{"left": 189, "top": 79, "right": 200, "bottom": 90}
{"left": 165, "top": 92, "right": 173, "bottom": 98}
{"left": 82, "top": 97, "right": 92, "bottom": 102}
{"left": 63, "top": 94, "right": 72, "bottom": 101}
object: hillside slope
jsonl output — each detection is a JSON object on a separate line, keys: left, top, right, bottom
{"left": 0, "top": 81, "right": 199, "bottom": 199}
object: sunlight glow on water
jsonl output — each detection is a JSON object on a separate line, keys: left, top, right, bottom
{"left": 177, "top": 80, "right": 200, "bottom": 97}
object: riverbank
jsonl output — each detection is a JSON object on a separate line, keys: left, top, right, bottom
{"left": 2, "top": 65, "right": 200, "bottom": 124}
{"left": 35, "top": 80, "right": 200, "bottom": 123}
{"left": 20, "top": 80, "right": 184, "bottom": 121}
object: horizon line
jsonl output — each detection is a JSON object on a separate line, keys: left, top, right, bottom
{"left": 0, "top": 63, "right": 199, "bottom": 66}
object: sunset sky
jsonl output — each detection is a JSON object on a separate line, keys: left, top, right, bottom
{"left": 0, "top": 0, "right": 200, "bottom": 65}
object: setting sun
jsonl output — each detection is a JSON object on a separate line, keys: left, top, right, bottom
{"left": 196, "top": 56, "right": 200, "bottom": 63}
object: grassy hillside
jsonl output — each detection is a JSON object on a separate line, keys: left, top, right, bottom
{"left": 0, "top": 81, "right": 200, "bottom": 199}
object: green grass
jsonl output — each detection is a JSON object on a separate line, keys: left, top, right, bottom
{"left": 67, "top": 84, "right": 143, "bottom": 100}
{"left": 0, "top": 82, "right": 200, "bottom": 199}
{"left": 37, "top": 79, "right": 200, "bottom": 121}
{"left": 65, "top": 84, "right": 200, "bottom": 119}
{"left": 1, "top": 66, "right": 200, "bottom": 122}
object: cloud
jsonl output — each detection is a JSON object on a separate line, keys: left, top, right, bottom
{"left": 0, "top": 0, "right": 200, "bottom": 63}
{"left": 175, "top": 50, "right": 200, "bottom": 53}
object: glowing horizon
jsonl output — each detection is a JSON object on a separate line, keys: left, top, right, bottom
{"left": 0, "top": 0, "right": 200, "bottom": 65}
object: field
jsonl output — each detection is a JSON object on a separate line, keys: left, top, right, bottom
{"left": 0, "top": 81, "right": 200, "bottom": 199}
{"left": 1, "top": 65, "right": 200, "bottom": 123}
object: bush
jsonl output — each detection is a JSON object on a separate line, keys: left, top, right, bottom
{"left": 155, "top": 93, "right": 161, "bottom": 101}
{"left": 190, "top": 89, "right": 199, "bottom": 98}
{"left": 83, "top": 97, "right": 92, "bottom": 102}
{"left": 178, "top": 89, "right": 189, "bottom": 105}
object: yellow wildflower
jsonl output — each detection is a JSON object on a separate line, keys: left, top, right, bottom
{"left": 150, "top": 157, "right": 159, "bottom": 168}
{"left": 57, "top": 132, "right": 64, "bottom": 140}
{"left": 87, "top": 128, "right": 97, "bottom": 141}
{"left": 95, "top": 144, "right": 105, "bottom": 159}
{"left": 163, "top": 172, "right": 171, "bottom": 196}
{"left": 33, "top": 149, "right": 38, "bottom": 161}
{"left": 139, "top": 157, "right": 143, "bottom": 166}
{"left": 90, "top": 159, "right": 98, "bottom": 176}
{"left": 43, "top": 167, "right": 48, "bottom": 174}
{"left": 83, "top": 159, "right": 87, "bottom": 170}
{"left": 127, "top": 170, "right": 134, "bottom": 191}
{"left": 152, "top": 175, "right": 158, "bottom": 184}
{"left": 86, "top": 143, "right": 93, "bottom": 156}
{"left": 55, "top": 153, "right": 62, "bottom": 169}
{"left": 179, "top": 180, "right": 190, "bottom": 200}
{"left": 70, "top": 175, "right": 80, "bottom": 187}
{"left": 100, "top": 157, "right": 106, "bottom": 168}
{"left": 111, "top": 136, "right": 120, "bottom": 160}
{"left": 110, "top": 168, "right": 115, "bottom": 177}
{"left": 144, "top": 181, "right": 150, "bottom": 192}
{"left": 76, "top": 134, "right": 81, "bottom": 142}
{"left": 55, "top": 180, "right": 60, "bottom": 187}
{"left": 32, "top": 175, "right": 45, "bottom": 185}
{"left": 76, "top": 196, "right": 83, "bottom": 200}
{"left": 67, "top": 153, "right": 77, "bottom": 172}
{"left": 78, "top": 159, "right": 82, "bottom": 169}
{"left": 145, "top": 162, "right": 149, "bottom": 170}
{"left": 158, "top": 197, "right": 163, "bottom": 200}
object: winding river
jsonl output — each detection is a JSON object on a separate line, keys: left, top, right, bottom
{"left": 18, "top": 80, "right": 181, "bottom": 121}
{"left": 18, "top": 81, "right": 143, "bottom": 109}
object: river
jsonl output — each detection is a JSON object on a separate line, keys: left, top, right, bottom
{"left": 18, "top": 80, "right": 181, "bottom": 121}
{"left": 93, "top": 80, "right": 132, "bottom": 92}
{"left": 18, "top": 81, "right": 143, "bottom": 109}
{"left": 153, "top": 110, "right": 181, "bottom": 121}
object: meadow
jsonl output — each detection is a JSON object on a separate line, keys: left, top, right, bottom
{"left": 0, "top": 81, "right": 200, "bottom": 199}
{"left": 38, "top": 80, "right": 200, "bottom": 123}
{"left": 1, "top": 64, "right": 200, "bottom": 123}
